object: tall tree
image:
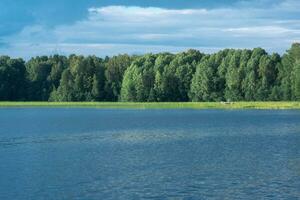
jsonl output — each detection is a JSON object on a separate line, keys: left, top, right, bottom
{"left": 190, "top": 56, "right": 219, "bottom": 101}
{"left": 280, "top": 43, "right": 300, "bottom": 100}
{"left": 0, "top": 56, "right": 26, "bottom": 100}
{"left": 242, "top": 48, "right": 266, "bottom": 100}
{"left": 1, "top": 44, "right": 299, "bottom": 102}
{"left": 104, "top": 54, "right": 132, "bottom": 101}
{"left": 224, "top": 50, "right": 242, "bottom": 101}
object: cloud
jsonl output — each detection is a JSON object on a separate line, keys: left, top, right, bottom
{"left": 224, "top": 26, "right": 300, "bottom": 37}
{"left": 1, "top": 0, "right": 300, "bottom": 58}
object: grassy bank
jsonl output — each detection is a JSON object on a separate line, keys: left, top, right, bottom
{"left": 0, "top": 101, "right": 299, "bottom": 109}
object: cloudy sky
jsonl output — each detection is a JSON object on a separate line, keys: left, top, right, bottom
{"left": 0, "top": 0, "right": 299, "bottom": 58}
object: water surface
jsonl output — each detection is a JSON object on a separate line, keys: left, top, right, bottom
{"left": 0, "top": 109, "right": 300, "bottom": 199}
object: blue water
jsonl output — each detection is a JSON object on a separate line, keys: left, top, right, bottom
{"left": 0, "top": 109, "right": 300, "bottom": 199}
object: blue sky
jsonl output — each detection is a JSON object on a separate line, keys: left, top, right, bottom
{"left": 0, "top": 0, "right": 299, "bottom": 58}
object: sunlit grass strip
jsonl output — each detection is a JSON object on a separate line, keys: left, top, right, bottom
{"left": 0, "top": 102, "right": 299, "bottom": 109}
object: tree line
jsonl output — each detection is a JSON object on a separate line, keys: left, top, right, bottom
{"left": 0, "top": 43, "right": 300, "bottom": 102}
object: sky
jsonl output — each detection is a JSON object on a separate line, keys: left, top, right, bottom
{"left": 0, "top": 0, "right": 299, "bottom": 58}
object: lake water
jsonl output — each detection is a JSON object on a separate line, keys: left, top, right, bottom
{"left": 0, "top": 108, "right": 300, "bottom": 199}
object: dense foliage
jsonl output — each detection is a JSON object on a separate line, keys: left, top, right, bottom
{"left": 1, "top": 43, "right": 300, "bottom": 102}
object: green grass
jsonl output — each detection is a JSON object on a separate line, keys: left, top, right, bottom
{"left": 0, "top": 101, "right": 299, "bottom": 109}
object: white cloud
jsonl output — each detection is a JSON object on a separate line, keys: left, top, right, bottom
{"left": 224, "top": 26, "right": 300, "bottom": 37}
{"left": 1, "top": 0, "right": 300, "bottom": 58}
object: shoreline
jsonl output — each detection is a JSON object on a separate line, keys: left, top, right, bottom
{"left": 0, "top": 102, "right": 300, "bottom": 109}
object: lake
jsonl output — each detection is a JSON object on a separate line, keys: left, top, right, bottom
{"left": 0, "top": 108, "right": 300, "bottom": 199}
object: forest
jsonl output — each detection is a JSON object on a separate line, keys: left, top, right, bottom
{"left": 0, "top": 43, "right": 300, "bottom": 102}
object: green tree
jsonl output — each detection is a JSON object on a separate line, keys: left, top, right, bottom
{"left": 242, "top": 48, "right": 266, "bottom": 100}
{"left": 120, "top": 65, "right": 139, "bottom": 101}
{"left": 256, "top": 55, "right": 277, "bottom": 100}
{"left": 292, "top": 61, "right": 300, "bottom": 100}
{"left": 26, "top": 56, "right": 52, "bottom": 100}
{"left": 224, "top": 50, "right": 242, "bottom": 101}
{"left": 279, "top": 43, "right": 300, "bottom": 100}
{"left": 190, "top": 56, "right": 219, "bottom": 101}
{"left": 120, "top": 54, "right": 156, "bottom": 102}
{"left": 1, "top": 45, "right": 299, "bottom": 102}
{"left": 104, "top": 54, "right": 132, "bottom": 101}
{"left": 153, "top": 53, "right": 175, "bottom": 101}
{"left": 50, "top": 69, "right": 74, "bottom": 101}
{"left": 0, "top": 56, "right": 26, "bottom": 100}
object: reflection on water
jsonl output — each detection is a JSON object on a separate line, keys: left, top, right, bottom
{"left": 0, "top": 109, "right": 300, "bottom": 199}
